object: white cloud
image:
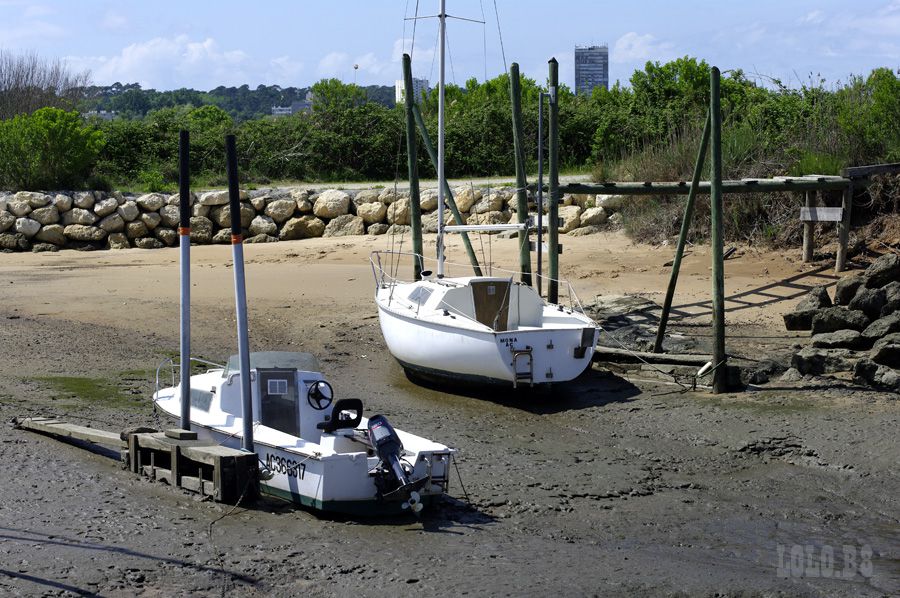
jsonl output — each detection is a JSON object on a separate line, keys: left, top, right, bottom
{"left": 101, "top": 11, "right": 128, "bottom": 30}
{"left": 0, "top": 18, "right": 64, "bottom": 44}
{"left": 317, "top": 51, "right": 350, "bottom": 77}
{"left": 67, "top": 36, "right": 252, "bottom": 89}
{"left": 799, "top": 10, "right": 824, "bottom": 24}
{"left": 267, "top": 55, "right": 304, "bottom": 84}
{"left": 612, "top": 32, "right": 674, "bottom": 64}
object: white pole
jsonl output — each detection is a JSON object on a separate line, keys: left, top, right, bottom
{"left": 436, "top": 0, "right": 446, "bottom": 277}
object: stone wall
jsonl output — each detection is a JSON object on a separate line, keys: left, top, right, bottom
{"left": 0, "top": 186, "right": 625, "bottom": 252}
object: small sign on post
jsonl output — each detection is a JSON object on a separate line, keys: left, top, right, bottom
{"left": 800, "top": 207, "right": 843, "bottom": 222}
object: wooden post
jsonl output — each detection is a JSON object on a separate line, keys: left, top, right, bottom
{"left": 836, "top": 181, "right": 853, "bottom": 273}
{"left": 411, "top": 104, "right": 484, "bottom": 276}
{"left": 709, "top": 67, "right": 727, "bottom": 394}
{"left": 402, "top": 54, "right": 423, "bottom": 280}
{"left": 653, "top": 112, "right": 711, "bottom": 353}
{"left": 509, "top": 63, "right": 533, "bottom": 286}
{"left": 548, "top": 58, "right": 560, "bottom": 304}
{"left": 802, "top": 190, "right": 814, "bottom": 263}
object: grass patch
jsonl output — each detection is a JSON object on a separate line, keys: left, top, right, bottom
{"left": 35, "top": 375, "right": 140, "bottom": 409}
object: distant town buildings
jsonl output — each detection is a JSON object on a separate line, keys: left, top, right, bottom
{"left": 271, "top": 91, "right": 314, "bottom": 117}
{"left": 575, "top": 44, "right": 609, "bottom": 94}
{"left": 82, "top": 109, "right": 118, "bottom": 121}
{"left": 394, "top": 77, "right": 430, "bottom": 105}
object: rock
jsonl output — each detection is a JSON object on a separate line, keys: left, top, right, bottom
{"left": 387, "top": 198, "right": 411, "bottom": 225}
{"left": 291, "top": 189, "right": 311, "bottom": 206}
{"left": 861, "top": 312, "right": 900, "bottom": 342}
{"left": 125, "top": 221, "right": 149, "bottom": 239}
{"left": 421, "top": 211, "right": 454, "bottom": 233}
{"left": 419, "top": 188, "right": 439, "bottom": 211}
{"left": 454, "top": 186, "right": 481, "bottom": 213}
{"left": 135, "top": 237, "right": 164, "bottom": 249}
{"left": 872, "top": 340, "right": 900, "bottom": 368}
{"left": 378, "top": 187, "right": 399, "bottom": 204}
{"left": 742, "top": 358, "right": 787, "bottom": 385}
{"left": 52, "top": 194, "right": 73, "bottom": 212}
{"left": 467, "top": 211, "right": 509, "bottom": 226}
{"left": 811, "top": 329, "right": 867, "bottom": 350}
{"left": 864, "top": 253, "right": 900, "bottom": 289}
{"left": 135, "top": 193, "right": 167, "bottom": 212}
{"left": 296, "top": 198, "right": 313, "bottom": 213}
{"left": 6, "top": 199, "right": 32, "bottom": 217}
{"left": 608, "top": 212, "right": 623, "bottom": 228}
{"left": 212, "top": 229, "right": 232, "bottom": 244}
{"left": 189, "top": 216, "right": 214, "bottom": 244}
{"left": 595, "top": 194, "right": 626, "bottom": 211}
{"left": 107, "top": 233, "right": 130, "bottom": 249}
{"left": 199, "top": 190, "right": 245, "bottom": 206}
{"left": 98, "top": 213, "right": 125, "bottom": 233}
{"left": 853, "top": 358, "right": 900, "bottom": 391}
{"left": 473, "top": 192, "right": 504, "bottom": 214}
{"left": 250, "top": 195, "right": 268, "bottom": 212}
{"left": 210, "top": 203, "right": 255, "bottom": 228}
{"left": 880, "top": 281, "right": 900, "bottom": 317}
{"left": 848, "top": 286, "right": 886, "bottom": 320}
{"left": 779, "top": 367, "right": 804, "bottom": 382}
{"left": 35, "top": 224, "right": 65, "bottom": 245}
{"left": 31, "top": 243, "right": 58, "bottom": 253}
{"left": 0, "top": 232, "right": 29, "bottom": 250}
{"left": 93, "top": 198, "right": 118, "bottom": 217}
{"left": 117, "top": 201, "right": 140, "bottom": 222}
{"left": 558, "top": 205, "right": 583, "bottom": 234}
{"left": 15, "top": 191, "right": 51, "bottom": 208}
{"left": 62, "top": 208, "right": 97, "bottom": 226}
{"left": 0, "top": 195, "right": 6, "bottom": 212}
{"left": 783, "top": 309, "right": 818, "bottom": 331}
{"left": 249, "top": 215, "right": 278, "bottom": 236}
{"left": 580, "top": 207, "right": 608, "bottom": 227}
{"left": 245, "top": 233, "right": 278, "bottom": 243}
{"left": 357, "top": 201, "right": 387, "bottom": 224}
{"left": 352, "top": 189, "right": 381, "bottom": 208}
{"left": 264, "top": 199, "right": 297, "bottom": 223}
{"left": 791, "top": 347, "right": 855, "bottom": 375}
{"left": 280, "top": 215, "right": 325, "bottom": 240}
{"left": 154, "top": 227, "right": 178, "bottom": 247}
{"left": 386, "top": 224, "right": 411, "bottom": 236}
{"left": 64, "top": 224, "right": 107, "bottom": 242}
{"left": 323, "top": 214, "right": 365, "bottom": 237}
{"left": 834, "top": 275, "right": 865, "bottom": 305}
{"left": 14, "top": 218, "right": 40, "bottom": 238}
{"left": 72, "top": 191, "right": 95, "bottom": 209}
{"left": 367, "top": 223, "right": 389, "bottom": 235}
{"left": 0, "top": 210, "right": 17, "bottom": 233}
{"left": 29, "top": 206, "right": 59, "bottom": 226}
{"left": 141, "top": 212, "right": 162, "bottom": 230}
{"left": 810, "top": 307, "right": 869, "bottom": 334}
{"left": 159, "top": 205, "right": 180, "bottom": 228}
{"left": 313, "top": 189, "right": 351, "bottom": 218}
{"left": 192, "top": 203, "right": 210, "bottom": 218}
{"left": 568, "top": 225, "right": 602, "bottom": 237}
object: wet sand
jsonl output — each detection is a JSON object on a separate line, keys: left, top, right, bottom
{"left": 1, "top": 232, "right": 897, "bottom": 596}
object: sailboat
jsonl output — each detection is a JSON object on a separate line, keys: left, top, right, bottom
{"left": 371, "top": 1, "right": 599, "bottom": 388}
{"left": 153, "top": 133, "right": 455, "bottom": 515}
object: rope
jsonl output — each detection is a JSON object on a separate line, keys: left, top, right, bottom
{"left": 479, "top": 0, "right": 488, "bottom": 82}
{"left": 492, "top": 0, "right": 508, "bottom": 73}
{"left": 452, "top": 456, "right": 471, "bottom": 505}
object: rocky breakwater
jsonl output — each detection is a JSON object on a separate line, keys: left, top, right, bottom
{"left": 782, "top": 253, "right": 900, "bottom": 391}
{"left": 0, "top": 187, "right": 626, "bottom": 252}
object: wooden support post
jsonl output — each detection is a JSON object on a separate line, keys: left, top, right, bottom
{"left": 709, "top": 67, "right": 727, "bottom": 394}
{"left": 402, "top": 54, "right": 423, "bottom": 280}
{"left": 653, "top": 112, "right": 711, "bottom": 353}
{"left": 548, "top": 58, "right": 560, "bottom": 304}
{"left": 411, "top": 104, "right": 484, "bottom": 276}
{"left": 509, "top": 63, "right": 533, "bottom": 286}
{"left": 836, "top": 181, "right": 853, "bottom": 273}
{"left": 803, "top": 190, "right": 815, "bottom": 262}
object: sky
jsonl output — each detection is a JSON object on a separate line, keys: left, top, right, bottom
{"left": 1, "top": 0, "right": 898, "bottom": 91}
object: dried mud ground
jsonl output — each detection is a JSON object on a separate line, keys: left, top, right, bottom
{"left": 0, "top": 232, "right": 898, "bottom": 597}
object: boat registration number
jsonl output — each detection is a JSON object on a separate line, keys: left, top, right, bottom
{"left": 265, "top": 453, "right": 306, "bottom": 479}
{"left": 498, "top": 336, "right": 519, "bottom": 347}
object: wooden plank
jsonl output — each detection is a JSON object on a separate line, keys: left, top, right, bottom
{"left": 165, "top": 428, "right": 198, "bottom": 440}
{"left": 841, "top": 162, "right": 900, "bottom": 178}
{"left": 593, "top": 346, "right": 711, "bottom": 366}
{"left": 800, "top": 207, "right": 843, "bottom": 222}
{"left": 181, "top": 444, "right": 248, "bottom": 466}
{"left": 18, "top": 417, "right": 125, "bottom": 447}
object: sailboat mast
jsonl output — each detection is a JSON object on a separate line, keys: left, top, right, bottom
{"left": 436, "top": 0, "right": 446, "bottom": 277}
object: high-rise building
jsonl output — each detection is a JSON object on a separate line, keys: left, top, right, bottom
{"left": 394, "top": 77, "right": 430, "bottom": 105}
{"left": 575, "top": 44, "right": 609, "bottom": 94}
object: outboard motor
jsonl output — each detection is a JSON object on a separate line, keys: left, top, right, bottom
{"left": 367, "top": 414, "right": 424, "bottom": 513}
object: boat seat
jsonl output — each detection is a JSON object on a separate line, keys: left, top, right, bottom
{"left": 317, "top": 398, "right": 363, "bottom": 433}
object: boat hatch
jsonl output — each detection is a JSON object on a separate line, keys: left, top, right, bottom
{"left": 471, "top": 279, "right": 511, "bottom": 331}
{"left": 258, "top": 367, "right": 299, "bottom": 437}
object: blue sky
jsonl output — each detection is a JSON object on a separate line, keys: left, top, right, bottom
{"left": 1, "top": 0, "right": 898, "bottom": 91}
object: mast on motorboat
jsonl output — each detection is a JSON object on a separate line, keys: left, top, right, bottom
{"left": 225, "top": 134, "right": 254, "bottom": 452}
{"left": 178, "top": 130, "right": 192, "bottom": 429}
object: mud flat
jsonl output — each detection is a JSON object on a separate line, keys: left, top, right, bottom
{"left": 1, "top": 232, "right": 897, "bottom": 596}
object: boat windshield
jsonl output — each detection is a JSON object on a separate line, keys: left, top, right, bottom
{"left": 223, "top": 351, "right": 321, "bottom": 378}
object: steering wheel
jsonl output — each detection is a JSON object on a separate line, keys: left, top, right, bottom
{"left": 307, "top": 380, "right": 334, "bottom": 411}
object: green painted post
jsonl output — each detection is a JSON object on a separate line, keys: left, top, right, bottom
{"left": 653, "top": 112, "right": 711, "bottom": 353}
{"left": 548, "top": 58, "right": 560, "bottom": 304}
{"left": 411, "top": 104, "right": 483, "bottom": 276}
{"left": 709, "top": 67, "right": 727, "bottom": 393}
{"left": 509, "top": 63, "right": 533, "bottom": 286}
{"left": 402, "top": 54, "right": 423, "bottom": 280}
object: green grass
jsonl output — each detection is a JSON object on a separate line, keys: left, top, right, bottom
{"left": 36, "top": 375, "right": 141, "bottom": 409}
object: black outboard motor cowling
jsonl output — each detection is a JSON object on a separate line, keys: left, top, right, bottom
{"left": 367, "top": 414, "right": 425, "bottom": 513}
